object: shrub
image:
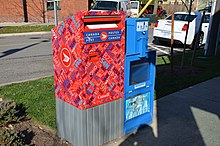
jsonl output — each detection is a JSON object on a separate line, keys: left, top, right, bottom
{"left": 0, "top": 127, "right": 25, "bottom": 146}
{"left": 0, "top": 99, "right": 28, "bottom": 145}
{"left": 0, "top": 100, "right": 27, "bottom": 127}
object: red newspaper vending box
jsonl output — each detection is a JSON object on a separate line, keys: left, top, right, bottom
{"left": 52, "top": 11, "right": 125, "bottom": 109}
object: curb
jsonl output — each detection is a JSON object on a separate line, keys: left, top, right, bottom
{"left": 0, "top": 75, "right": 53, "bottom": 87}
{"left": 0, "top": 31, "right": 51, "bottom": 37}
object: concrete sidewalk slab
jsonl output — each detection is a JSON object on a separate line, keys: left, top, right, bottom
{"left": 104, "top": 76, "right": 220, "bottom": 146}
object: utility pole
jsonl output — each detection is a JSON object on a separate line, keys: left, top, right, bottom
{"left": 204, "top": 0, "right": 218, "bottom": 56}
{"left": 171, "top": 7, "right": 174, "bottom": 73}
{"left": 53, "top": 0, "right": 58, "bottom": 26}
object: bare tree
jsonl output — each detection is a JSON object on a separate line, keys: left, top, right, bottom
{"left": 10, "top": 0, "right": 46, "bottom": 23}
{"left": 181, "top": 0, "right": 194, "bottom": 68}
{"left": 7, "top": 1, "right": 25, "bottom": 22}
{"left": 153, "top": 0, "right": 158, "bottom": 15}
{"left": 27, "top": 0, "right": 47, "bottom": 23}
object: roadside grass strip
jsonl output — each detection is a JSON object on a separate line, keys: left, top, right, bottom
{"left": 0, "top": 25, "right": 54, "bottom": 34}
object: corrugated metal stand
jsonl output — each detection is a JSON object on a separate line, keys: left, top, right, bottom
{"left": 56, "top": 98, "right": 124, "bottom": 146}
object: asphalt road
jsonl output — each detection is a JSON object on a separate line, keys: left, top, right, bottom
{"left": 0, "top": 29, "right": 190, "bottom": 85}
{"left": 0, "top": 33, "right": 53, "bottom": 85}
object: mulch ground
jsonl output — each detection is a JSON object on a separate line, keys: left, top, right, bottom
{"left": 13, "top": 120, "right": 72, "bottom": 146}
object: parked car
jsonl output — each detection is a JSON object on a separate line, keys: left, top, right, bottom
{"left": 90, "top": 0, "right": 131, "bottom": 17}
{"left": 201, "top": 13, "right": 211, "bottom": 44}
{"left": 153, "top": 11, "right": 210, "bottom": 47}
{"left": 130, "top": 1, "right": 139, "bottom": 17}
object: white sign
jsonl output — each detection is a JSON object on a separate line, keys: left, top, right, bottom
{"left": 136, "top": 21, "right": 148, "bottom": 32}
{"left": 134, "top": 82, "right": 146, "bottom": 89}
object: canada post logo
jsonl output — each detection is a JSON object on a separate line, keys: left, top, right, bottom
{"left": 100, "top": 32, "right": 108, "bottom": 41}
{"left": 84, "top": 30, "right": 121, "bottom": 44}
{"left": 60, "top": 47, "right": 72, "bottom": 69}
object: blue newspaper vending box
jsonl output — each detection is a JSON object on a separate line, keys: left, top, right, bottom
{"left": 124, "top": 18, "right": 156, "bottom": 134}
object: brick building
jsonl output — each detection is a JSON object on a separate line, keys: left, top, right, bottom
{"left": 0, "top": 0, "right": 91, "bottom": 23}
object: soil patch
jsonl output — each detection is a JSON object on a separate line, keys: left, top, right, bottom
{"left": 13, "top": 120, "right": 72, "bottom": 146}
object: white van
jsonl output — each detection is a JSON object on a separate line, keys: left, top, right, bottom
{"left": 90, "top": 0, "right": 131, "bottom": 17}
{"left": 130, "top": 1, "right": 139, "bottom": 17}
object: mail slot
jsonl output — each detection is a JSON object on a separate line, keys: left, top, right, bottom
{"left": 124, "top": 51, "right": 156, "bottom": 134}
{"left": 84, "top": 15, "right": 123, "bottom": 44}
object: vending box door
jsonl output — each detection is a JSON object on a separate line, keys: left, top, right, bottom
{"left": 124, "top": 51, "right": 156, "bottom": 135}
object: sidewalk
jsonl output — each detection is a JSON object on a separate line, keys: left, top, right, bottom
{"left": 0, "top": 22, "right": 154, "bottom": 37}
{"left": 104, "top": 76, "right": 220, "bottom": 146}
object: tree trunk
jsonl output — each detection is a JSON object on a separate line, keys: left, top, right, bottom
{"left": 42, "top": 0, "right": 46, "bottom": 23}
{"left": 23, "top": 0, "right": 28, "bottom": 22}
{"left": 153, "top": 0, "right": 158, "bottom": 15}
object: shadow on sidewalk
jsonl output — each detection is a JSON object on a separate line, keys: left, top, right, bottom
{"left": 120, "top": 78, "right": 220, "bottom": 146}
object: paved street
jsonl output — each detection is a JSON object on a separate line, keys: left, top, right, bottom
{"left": 0, "top": 29, "right": 191, "bottom": 85}
{"left": 0, "top": 33, "right": 53, "bottom": 85}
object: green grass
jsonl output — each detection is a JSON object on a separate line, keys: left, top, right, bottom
{"left": 0, "top": 77, "right": 56, "bottom": 129}
{"left": 0, "top": 25, "right": 54, "bottom": 34}
{"left": 0, "top": 49, "right": 219, "bottom": 130}
{"left": 156, "top": 50, "right": 220, "bottom": 98}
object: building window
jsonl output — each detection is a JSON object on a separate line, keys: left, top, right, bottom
{"left": 47, "top": 0, "right": 61, "bottom": 11}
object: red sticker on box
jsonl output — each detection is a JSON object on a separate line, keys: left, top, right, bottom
{"left": 60, "top": 47, "right": 72, "bottom": 68}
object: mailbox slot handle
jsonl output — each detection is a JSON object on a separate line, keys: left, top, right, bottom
{"left": 84, "top": 16, "right": 122, "bottom": 31}
{"left": 88, "top": 52, "right": 99, "bottom": 62}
